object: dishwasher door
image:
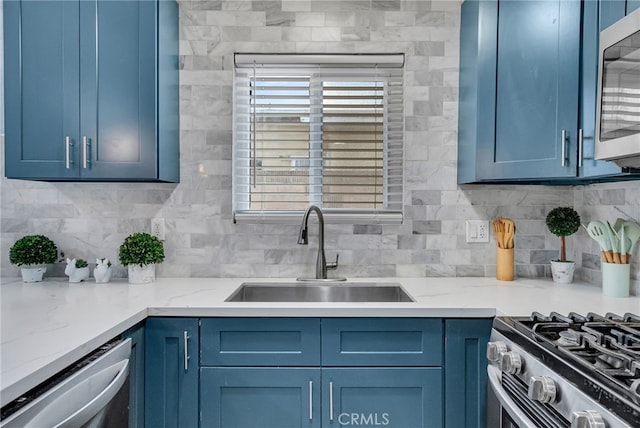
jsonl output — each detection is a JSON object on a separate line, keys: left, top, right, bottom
{"left": 1, "top": 338, "right": 131, "bottom": 428}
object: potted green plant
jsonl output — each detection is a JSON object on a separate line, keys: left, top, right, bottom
{"left": 65, "top": 258, "right": 90, "bottom": 283}
{"left": 9, "top": 235, "right": 58, "bottom": 282}
{"left": 118, "top": 232, "right": 165, "bottom": 284}
{"left": 545, "top": 207, "right": 581, "bottom": 283}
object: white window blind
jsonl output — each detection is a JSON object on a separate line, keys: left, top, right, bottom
{"left": 233, "top": 54, "right": 404, "bottom": 224}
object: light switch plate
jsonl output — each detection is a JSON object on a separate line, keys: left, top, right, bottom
{"left": 466, "top": 220, "right": 489, "bottom": 243}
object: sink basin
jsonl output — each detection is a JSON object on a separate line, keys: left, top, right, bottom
{"left": 225, "top": 282, "right": 414, "bottom": 302}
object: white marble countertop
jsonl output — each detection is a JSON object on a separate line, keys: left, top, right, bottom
{"left": 1, "top": 276, "right": 638, "bottom": 407}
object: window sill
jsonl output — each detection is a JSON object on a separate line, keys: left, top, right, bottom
{"left": 233, "top": 210, "right": 403, "bottom": 225}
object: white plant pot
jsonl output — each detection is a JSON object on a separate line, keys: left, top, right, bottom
{"left": 20, "top": 266, "right": 46, "bottom": 283}
{"left": 550, "top": 260, "right": 575, "bottom": 284}
{"left": 128, "top": 264, "right": 156, "bottom": 284}
{"left": 68, "top": 266, "right": 90, "bottom": 283}
{"left": 94, "top": 266, "right": 112, "bottom": 284}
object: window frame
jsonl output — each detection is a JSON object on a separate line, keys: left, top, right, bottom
{"left": 232, "top": 54, "right": 404, "bottom": 224}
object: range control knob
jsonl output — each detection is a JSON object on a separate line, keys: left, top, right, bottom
{"left": 499, "top": 351, "right": 522, "bottom": 375}
{"left": 528, "top": 376, "right": 557, "bottom": 404}
{"left": 570, "top": 410, "right": 605, "bottom": 428}
{"left": 486, "top": 341, "right": 508, "bottom": 363}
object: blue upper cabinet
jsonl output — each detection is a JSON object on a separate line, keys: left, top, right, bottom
{"left": 458, "top": 0, "right": 639, "bottom": 184}
{"left": 3, "top": 0, "right": 179, "bottom": 182}
{"left": 459, "top": 0, "right": 581, "bottom": 183}
{"left": 580, "top": 0, "right": 640, "bottom": 178}
{"left": 629, "top": 0, "right": 640, "bottom": 13}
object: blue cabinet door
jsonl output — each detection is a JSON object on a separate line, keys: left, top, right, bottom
{"left": 628, "top": 0, "right": 640, "bottom": 13}
{"left": 78, "top": 0, "right": 157, "bottom": 180}
{"left": 444, "top": 319, "right": 492, "bottom": 428}
{"left": 201, "top": 367, "right": 321, "bottom": 428}
{"left": 484, "top": 0, "right": 581, "bottom": 180}
{"left": 124, "top": 323, "right": 145, "bottom": 428}
{"left": 600, "top": 0, "right": 627, "bottom": 29}
{"left": 322, "top": 368, "right": 443, "bottom": 428}
{"left": 145, "top": 318, "right": 198, "bottom": 428}
{"left": 4, "top": 0, "right": 80, "bottom": 179}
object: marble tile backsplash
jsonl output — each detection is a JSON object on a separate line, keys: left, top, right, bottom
{"left": 0, "top": 0, "right": 638, "bottom": 295}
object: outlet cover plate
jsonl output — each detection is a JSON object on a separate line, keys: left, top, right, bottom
{"left": 466, "top": 220, "right": 489, "bottom": 243}
{"left": 151, "top": 218, "right": 165, "bottom": 241}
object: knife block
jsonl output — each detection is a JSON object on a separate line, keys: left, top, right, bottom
{"left": 496, "top": 247, "right": 514, "bottom": 281}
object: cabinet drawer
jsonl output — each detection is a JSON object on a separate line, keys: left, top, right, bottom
{"left": 200, "top": 318, "right": 321, "bottom": 366}
{"left": 321, "top": 318, "right": 443, "bottom": 366}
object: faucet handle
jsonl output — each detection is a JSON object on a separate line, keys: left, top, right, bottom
{"left": 326, "top": 254, "right": 339, "bottom": 270}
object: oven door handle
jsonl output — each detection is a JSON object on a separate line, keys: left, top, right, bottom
{"left": 487, "top": 365, "right": 539, "bottom": 428}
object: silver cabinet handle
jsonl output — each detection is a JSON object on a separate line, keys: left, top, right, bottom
{"left": 65, "top": 136, "right": 72, "bottom": 169}
{"left": 82, "top": 136, "right": 89, "bottom": 169}
{"left": 329, "top": 381, "right": 334, "bottom": 422}
{"left": 183, "top": 331, "right": 189, "bottom": 371}
{"left": 578, "top": 128, "right": 583, "bottom": 168}
{"left": 309, "top": 381, "right": 313, "bottom": 420}
{"left": 561, "top": 129, "right": 567, "bottom": 167}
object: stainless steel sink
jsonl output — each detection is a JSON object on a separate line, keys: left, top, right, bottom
{"left": 225, "top": 282, "right": 414, "bottom": 302}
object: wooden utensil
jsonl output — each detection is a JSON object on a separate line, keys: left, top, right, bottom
{"left": 502, "top": 218, "right": 515, "bottom": 249}
{"left": 493, "top": 218, "right": 505, "bottom": 249}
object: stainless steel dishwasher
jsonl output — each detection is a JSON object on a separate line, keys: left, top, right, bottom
{"left": 1, "top": 338, "right": 131, "bottom": 428}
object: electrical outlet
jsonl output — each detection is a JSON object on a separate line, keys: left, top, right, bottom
{"left": 151, "top": 218, "right": 165, "bottom": 241}
{"left": 466, "top": 220, "right": 489, "bottom": 243}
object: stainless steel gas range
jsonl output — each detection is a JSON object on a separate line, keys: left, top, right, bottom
{"left": 487, "top": 312, "right": 639, "bottom": 428}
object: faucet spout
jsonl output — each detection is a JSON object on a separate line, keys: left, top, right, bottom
{"left": 297, "top": 205, "right": 333, "bottom": 279}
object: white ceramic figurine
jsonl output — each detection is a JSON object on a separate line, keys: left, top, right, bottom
{"left": 94, "top": 258, "right": 112, "bottom": 284}
{"left": 65, "top": 258, "right": 90, "bottom": 283}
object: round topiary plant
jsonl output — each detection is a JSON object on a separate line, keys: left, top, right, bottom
{"left": 545, "top": 207, "right": 581, "bottom": 262}
{"left": 118, "top": 232, "right": 165, "bottom": 267}
{"left": 9, "top": 235, "right": 58, "bottom": 266}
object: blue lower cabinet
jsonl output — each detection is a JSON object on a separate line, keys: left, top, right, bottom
{"left": 145, "top": 318, "right": 199, "bottom": 428}
{"left": 322, "top": 368, "right": 443, "bottom": 428}
{"left": 123, "top": 323, "right": 145, "bottom": 428}
{"left": 444, "top": 319, "right": 492, "bottom": 428}
{"left": 200, "top": 367, "right": 321, "bottom": 428}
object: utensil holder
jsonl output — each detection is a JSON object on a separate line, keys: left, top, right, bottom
{"left": 496, "top": 247, "right": 514, "bottom": 281}
{"left": 602, "top": 262, "right": 630, "bottom": 297}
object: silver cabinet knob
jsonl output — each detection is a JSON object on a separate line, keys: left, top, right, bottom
{"left": 571, "top": 410, "right": 605, "bottom": 428}
{"left": 487, "top": 341, "right": 508, "bottom": 362}
{"left": 528, "top": 376, "right": 557, "bottom": 404}
{"left": 499, "top": 351, "right": 522, "bottom": 375}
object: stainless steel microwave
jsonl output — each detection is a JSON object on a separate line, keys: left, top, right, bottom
{"left": 595, "top": 8, "right": 640, "bottom": 168}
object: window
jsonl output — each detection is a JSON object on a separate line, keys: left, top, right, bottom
{"left": 233, "top": 54, "right": 404, "bottom": 223}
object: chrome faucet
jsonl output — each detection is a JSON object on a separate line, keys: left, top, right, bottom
{"left": 297, "top": 205, "right": 339, "bottom": 280}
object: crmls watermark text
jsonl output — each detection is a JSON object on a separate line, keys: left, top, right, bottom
{"left": 338, "top": 412, "right": 390, "bottom": 426}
